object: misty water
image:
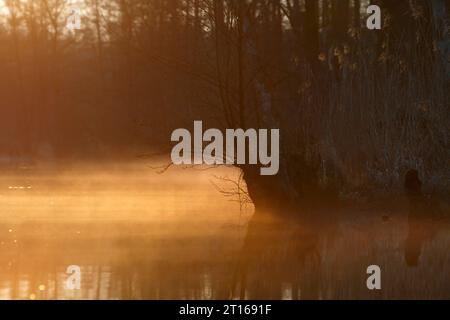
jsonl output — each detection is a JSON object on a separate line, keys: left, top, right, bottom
{"left": 0, "top": 161, "right": 449, "bottom": 300}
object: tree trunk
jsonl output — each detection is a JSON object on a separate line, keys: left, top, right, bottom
{"left": 305, "top": 0, "right": 319, "bottom": 67}
{"left": 431, "top": 0, "right": 450, "bottom": 76}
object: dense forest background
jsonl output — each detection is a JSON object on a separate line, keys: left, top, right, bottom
{"left": 0, "top": 0, "right": 448, "bottom": 205}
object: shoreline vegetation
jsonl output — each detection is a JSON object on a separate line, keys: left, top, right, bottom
{"left": 0, "top": 0, "right": 448, "bottom": 213}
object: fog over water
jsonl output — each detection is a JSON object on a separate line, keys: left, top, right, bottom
{"left": 0, "top": 161, "right": 449, "bottom": 300}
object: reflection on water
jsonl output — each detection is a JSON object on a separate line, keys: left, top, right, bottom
{"left": 0, "top": 161, "right": 449, "bottom": 300}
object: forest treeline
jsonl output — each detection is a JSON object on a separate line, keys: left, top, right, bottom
{"left": 0, "top": 0, "right": 448, "bottom": 205}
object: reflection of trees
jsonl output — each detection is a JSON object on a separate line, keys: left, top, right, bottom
{"left": 230, "top": 211, "right": 330, "bottom": 300}
{"left": 0, "top": 217, "right": 328, "bottom": 299}
{"left": 404, "top": 170, "right": 450, "bottom": 267}
{"left": 2, "top": 205, "right": 450, "bottom": 299}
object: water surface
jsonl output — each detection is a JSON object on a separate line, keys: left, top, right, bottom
{"left": 0, "top": 161, "right": 449, "bottom": 300}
